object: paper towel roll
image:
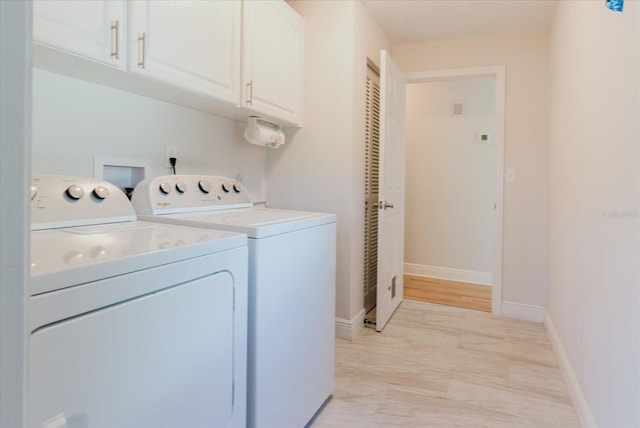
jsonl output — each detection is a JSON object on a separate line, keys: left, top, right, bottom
{"left": 244, "top": 117, "right": 285, "bottom": 149}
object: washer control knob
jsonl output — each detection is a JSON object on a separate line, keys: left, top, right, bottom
{"left": 198, "top": 180, "right": 211, "bottom": 194}
{"left": 30, "top": 185, "right": 38, "bottom": 200}
{"left": 65, "top": 185, "right": 85, "bottom": 200}
{"left": 159, "top": 182, "right": 171, "bottom": 195}
{"left": 233, "top": 184, "right": 241, "bottom": 193}
{"left": 175, "top": 182, "right": 187, "bottom": 194}
{"left": 221, "top": 183, "right": 230, "bottom": 193}
{"left": 92, "top": 185, "right": 110, "bottom": 199}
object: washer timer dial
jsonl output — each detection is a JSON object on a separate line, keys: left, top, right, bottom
{"left": 198, "top": 180, "right": 211, "bottom": 194}
{"left": 176, "top": 182, "right": 187, "bottom": 194}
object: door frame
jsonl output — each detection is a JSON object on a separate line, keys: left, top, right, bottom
{"left": 404, "top": 66, "right": 506, "bottom": 315}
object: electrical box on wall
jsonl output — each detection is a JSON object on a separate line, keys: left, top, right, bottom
{"left": 94, "top": 156, "right": 151, "bottom": 199}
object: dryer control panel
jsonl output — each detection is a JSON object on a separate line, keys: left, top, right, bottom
{"left": 31, "top": 176, "right": 136, "bottom": 230}
{"left": 131, "top": 175, "right": 253, "bottom": 215}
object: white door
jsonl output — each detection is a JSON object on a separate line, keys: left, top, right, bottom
{"left": 242, "top": 0, "right": 303, "bottom": 126}
{"left": 128, "top": 0, "right": 240, "bottom": 102}
{"left": 376, "top": 51, "right": 406, "bottom": 331}
{"left": 33, "top": 0, "right": 126, "bottom": 69}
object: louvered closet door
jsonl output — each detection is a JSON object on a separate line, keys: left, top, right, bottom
{"left": 364, "top": 75, "right": 381, "bottom": 313}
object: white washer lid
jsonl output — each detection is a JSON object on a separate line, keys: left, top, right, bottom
{"left": 30, "top": 221, "right": 247, "bottom": 296}
{"left": 147, "top": 207, "right": 336, "bottom": 238}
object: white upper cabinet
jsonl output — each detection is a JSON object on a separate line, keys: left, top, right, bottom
{"left": 242, "top": 1, "right": 304, "bottom": 126}
{"left": 32, "top": 0, "right": 304, "bottom": 127}
{"left": 33, "top": 0, "right": 126, "bottom": 69}
{"left": 128, "top": 1, "right": 241, "bottom": 103}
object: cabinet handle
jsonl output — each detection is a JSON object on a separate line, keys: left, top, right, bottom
{"left": 246, "top": 80, "right": 253, "bottom": 105}
{"left": 137, "top": 33, "right": 146, "bottom": 69}
{"left": 110, "top": 20, "right": 119, "bottom": 60}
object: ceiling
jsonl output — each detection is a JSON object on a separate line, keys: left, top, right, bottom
{"left": 361, "top": 0, "right": 559, "bottom": 44}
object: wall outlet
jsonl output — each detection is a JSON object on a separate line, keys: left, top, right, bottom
{"left": 165, "top": 145, "right": 177, "bottom": 168}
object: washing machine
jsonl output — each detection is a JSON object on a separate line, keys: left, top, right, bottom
{"left": 131, "top": 174, "right": 337, "bottom": 428}
{"left": 29, "top": 175, "right": 248, "bottom": 428}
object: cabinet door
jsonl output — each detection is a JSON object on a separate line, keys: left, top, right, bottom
{"left": 33, "top": 0, "right": 126, "bottom": 69}
{"left": 128, "top": 1, "right": 241, "bottom": 103}
{"left": 243, "top": 0, "right": 304, "bottom": 126}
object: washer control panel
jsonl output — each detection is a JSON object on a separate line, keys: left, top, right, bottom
{"left": 31, "top": 176, "right": 136, "bottom": 230}
{"left": 131, "top": 175, "right": 253, "bottom": 215}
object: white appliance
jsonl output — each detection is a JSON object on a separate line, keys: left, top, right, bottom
{"left": 131, "top": 175, "right": 337, "bottom": 428}
{"left": 29, "top": 175, "right": 248, "bottom": 428}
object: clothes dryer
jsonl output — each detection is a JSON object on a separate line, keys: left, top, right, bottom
{"left": 30, "top": 175, "right": 248, "bottom": 428}
{"left": 132, "top": 174, "right": 336, "bottom": 428}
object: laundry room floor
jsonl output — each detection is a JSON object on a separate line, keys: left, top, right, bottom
{"left": 310, "top": 300, "right": 580, "bottom": 427}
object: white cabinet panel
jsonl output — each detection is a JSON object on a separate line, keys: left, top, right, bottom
{"left": 128, "top": 0, "right": 240, "bottom": 103}
{"left": 243, "top": 0, "right": 304, "bottom": 126}
{"left": 33, "top": 0, "right": 126, "bottom": 69}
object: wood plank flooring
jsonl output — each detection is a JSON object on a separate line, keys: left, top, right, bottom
{"left": 310, "top": 300, "right": 579, "bottom": 427}
{"left": 404, "top": 274, "right": 492, "bottom": 312}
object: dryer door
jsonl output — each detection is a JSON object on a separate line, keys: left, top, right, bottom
{"left": 30, "top": 271, "right": 235, "bottom": 428}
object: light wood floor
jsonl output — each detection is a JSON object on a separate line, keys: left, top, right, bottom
{"left": 310, "top": 300, "right": 579, "bottom": 427}
{"left": 404, "top": 274, "right": 492, "bottom": 312}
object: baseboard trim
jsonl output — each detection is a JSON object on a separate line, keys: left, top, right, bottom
{"left": 501, "top": 301, "right": 546, "bottom": 323}
{"left": 545, "top": 312, "right": 598, "bottom": 428}
{"left": 335, "top": 308, "right": 366, "bottom": 340}
{"left": 404, "top": 263, "right": 492, "bottom": 285}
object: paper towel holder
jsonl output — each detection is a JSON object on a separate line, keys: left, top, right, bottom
{"left": 246, "top": 116, "right": 281, "bottom": 137}
{"left": 244, "top": 116, "right": 285, "bottom": 149}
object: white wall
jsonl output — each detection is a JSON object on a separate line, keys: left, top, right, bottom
{"left": 405, "top": 78, "right": 495, "bottom": 276}
{"left": 267, "top": 0, "right": 389, "bottom": 327}
{"left": 548, "top": 1, "right": 640, "bottom": 426}
{"left": 392, "top": 29, "right": 550, "bottom": 308}
{"left": 0, "top": 1, "right": 30, "bottom": 425}
{"left": 32, "top": 69, "right": 267, "bottom": 199}
{"left": 267, "top": 0, "right": 355, "bottom": 322}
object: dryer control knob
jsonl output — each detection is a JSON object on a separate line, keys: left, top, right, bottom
{"left": 30, "top": 185, "right": 38, "bottom": 200}
{"left": 65, "top": 185, "right": 85, "bottom": 200}
{"left": 233, "top": 184, "right": 241, "bottom": 193}
{"left": 176, "top": 182, "right": 187, "bottom": 194}
{"left": 93, "top": 185, "right": 110, "bottom": 199}
{"left": 198, "top": 180, "right": 211, "bottom": 194}
{"left": 159, "top": 182, "right": 171, "bottom": 195}
{"left": 221, "top": 183, "right": 230, "bottom": 193}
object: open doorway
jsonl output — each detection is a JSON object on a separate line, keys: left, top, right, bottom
{"left": 364, "top": 66, "right": 506, "bottom": 324}
{"left": 404, "top": 76, "right": 496, "bottom": 312}
{"left": 405, "top": 67, "right": 505, "bottom": 315}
